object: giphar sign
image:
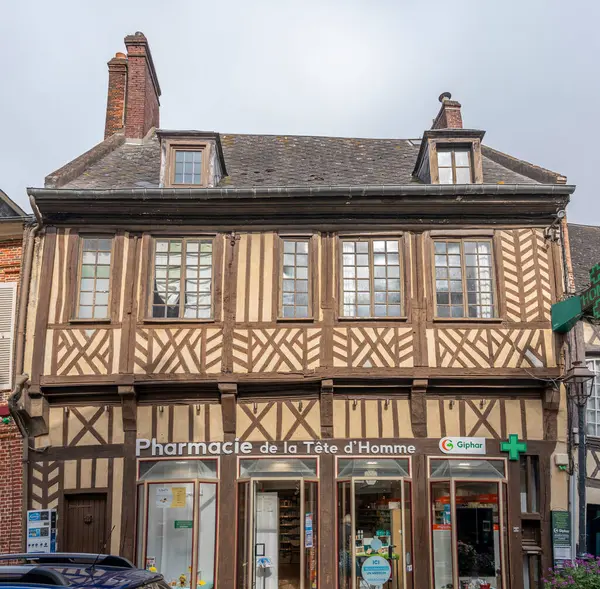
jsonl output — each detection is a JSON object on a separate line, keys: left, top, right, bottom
{"left": 439, "top": 437, "right": 486, "bottom": 455}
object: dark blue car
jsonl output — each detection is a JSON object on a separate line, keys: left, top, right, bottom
{"left": 0, "top": 554, "right": 168, "bottom": 589}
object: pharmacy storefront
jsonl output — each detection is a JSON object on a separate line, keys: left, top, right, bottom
{"left": 133, "top": 435, "right": 548, "bottom": 589}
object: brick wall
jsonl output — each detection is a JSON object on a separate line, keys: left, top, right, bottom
{"left": 0, "top": 423, "right": 23, "bottom": 553}
{"left": 0, "top": 236, "right": 23, "bottom": 551}
{"left": 0, "top": 239, "right": 22, "bottom": 286}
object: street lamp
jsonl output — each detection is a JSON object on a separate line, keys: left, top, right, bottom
{"left": 564, "top": 360, "right": 596, "bottom": 557}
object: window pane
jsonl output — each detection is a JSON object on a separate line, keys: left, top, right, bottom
{"left": 145, "top": 483, "right": 194, "bottom": 584}
{"left": 431, "top": 482, "right": 453, "bottom": 589}
{"left": 78, "top": 237, "right": 112, "bottom": 319}
{"left": 437, "top": 151, "right": 452, "bottom": 167}
{"left": 281, "top": 239, "right": 311, "bottom": 318}
{"left": 455, "top": 150, "right": 470, "bottom": 167}
{"left": 455, "top": 167, "right": 472, "bottom": 184}
{"left": 439, "top": 167, "right": 453, "bottom": 184}
{"left": 173, "top": 151, "right": 202, "bottom": 184}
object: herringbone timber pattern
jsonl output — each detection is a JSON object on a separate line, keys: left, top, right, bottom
{"left": 535, "top": 230, "right": 553, "bottom": 320}
{"left": 232, "top": 328, "right": 321, "bottom": 373}
{"left": 31, "top": 461, "right": 61, "bottom": 510}
{"left": 500, "top": 231, "right": 522, "bottom": 322}
{"left": 501, "top": 229, "right": 553, "bottom": 322}
{"left": 332, "top": 327, "right": 413, "bottom": 368}
{"left": 54, "top": 329, "right": 112, "bottom": 376}
{"left": 134, "top": 328, "right": 223, "bottom": 374}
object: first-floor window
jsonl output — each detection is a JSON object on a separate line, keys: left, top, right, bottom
{"left": 587, "top": 358, "right": 600, "bottom": 436}
{"left": 340, "top": 238, "right": 403, "bottom": 318}
{"left": 137, "top": 460, "right": 218, "bottom": 589}
{"left": 281, "top": 238, "right": 311, "bottom": 318}
{"left": 434, "top": 239, "right": 495, "bottom": 318}
{"left": 77, "top": 236, "right": 112, "bottom": 319}
{"left": 152, "top": 238, "right": 213, "bottom": 319}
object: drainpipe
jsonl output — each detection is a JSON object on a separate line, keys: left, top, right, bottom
{"left": 559, "top": 216, "right": 579, "bottom": 559}
{"left": 7, "top": 200, "right": 42, "bottom": 549}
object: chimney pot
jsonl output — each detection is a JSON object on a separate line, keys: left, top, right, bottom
{"left": 431, "top": 91, "right": 463, "bottom": 130}
{"left": 115, "top": 52, "right": 126, "bottom": 59}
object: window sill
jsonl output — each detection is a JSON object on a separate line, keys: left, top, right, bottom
{"left": 337, "top": 316, "right": 408, "bottom": 322}
{"left": 276, "top": 317, "right": 316, "bottom": 323}
{"left": 69, "top": 318, "right": 112, "bottom": 325}
{"left": 432, "top": 317, "right": 502, "bottom": 324}
{"left": 142, "top": 318, "right": 216, "bottom": 324}
{"left": 520, "top": 512, "right": 542, "bottom": 521}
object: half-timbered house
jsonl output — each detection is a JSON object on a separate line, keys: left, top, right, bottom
{"left": 12, "top": 31, "right": 576, "bottom": 589}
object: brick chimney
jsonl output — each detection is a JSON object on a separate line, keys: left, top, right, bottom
{"left": 104, "top": 52, "right": 128, "bottom": 139}
{"left": 431, "top": 92, "right": 463, "bottom": 130}
{"left": 123, "top": 32, "right": 161, "bottom": 140}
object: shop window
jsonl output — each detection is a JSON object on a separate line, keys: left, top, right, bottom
{"left": 519, "top": 455, "right": 540, "bottom": 513}
{"left": 431, "top": 482, "right": 452, "bottom": 589}
{"left": 239, "top": 457, "right": 318, "bottom": 478}
{"left": 280, "top": 238, "right": 311, "bottom": 319}
{"left": 430, "top": 459, "right": 505, "bottom": 479}
{"left": 337, "top": 458, "right": 409, "bottom": 478}
{"left": 151, "top": 237, "right": 214, "bottom": 319}
{"left": 340, "top": 238, "right": 403, "bottom": 318}
{"left": 136, "top": 459, "right": 217, "bottom": 589}
{"left": 77, "top": 236, "right": 112, "bottom": 319}
{"left": 586, "top": 358, "right": 600, "bottom": 436}
{"left": 433, "top": 240, "right": 495, "bottom": 319}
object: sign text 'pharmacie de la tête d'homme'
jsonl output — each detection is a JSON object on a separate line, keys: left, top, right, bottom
{"left": 136, "top": 436, "right": 489, "bottom": 457}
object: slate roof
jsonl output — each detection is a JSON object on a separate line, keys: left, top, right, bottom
{"left": 568, "top": 223, "right": 600, "bottom": 291}
{"left": 0, "top": 189, "right": 28, "bottom": 218}
{"left": 56, "top": 130, "right": 546, "bottom": 190}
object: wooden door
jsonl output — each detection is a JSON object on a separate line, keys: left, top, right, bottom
{"left": 64, "top": 493, "right": 107, "bottom": 553}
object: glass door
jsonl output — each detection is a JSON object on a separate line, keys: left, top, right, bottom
{"left": 240, "top": 478, "right": 317, "bottom": 589}
{"left": 337, "top": 478, "right": 411, "bottom": 589}
{"left": 431, "top": 479, "right": 507, "bottom": 589}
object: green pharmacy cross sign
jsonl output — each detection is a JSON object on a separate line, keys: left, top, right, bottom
{"left": 551, "top": 263, "right": 600, "bottom": 333}
{"left": 500, "top": 434, "right": 527, "bottom": 461}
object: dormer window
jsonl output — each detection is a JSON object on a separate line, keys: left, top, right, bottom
{"left": 437, "top": 147, "right": 472, "bottom": 184}
{"left": 158, "top": 132, "right": 227, "bottom": 188}
{"left": 174, "top": 150, "right": 202, "bottom": 185}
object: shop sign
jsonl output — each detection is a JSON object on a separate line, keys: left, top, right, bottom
{"left": 361, "top": 555, "right": 391, "bottom": 586}
{"left": 26, "top": 509, "right": 57, "bottom": 553}
{"left": 305, "top": 513, "right": 313, "bottom": 548}
{"left": 136, "top": 438, "right": 417, "bottom": 457}
{"left": 439, "top": 437, "right": 486, "bottom": 455}
{"left": 156, "top": 486, "right": 187, "bottom": 508}
{"left": 551, "top": 511, "right": 572, "bottom": 568}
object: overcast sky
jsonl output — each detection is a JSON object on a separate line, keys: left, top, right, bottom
{"left": 0, "top": 0, "right": 597, "bottom": 223}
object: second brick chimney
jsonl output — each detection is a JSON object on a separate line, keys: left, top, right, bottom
{"left": 431, "top": 92, "right": 463, "bottom": 130}
{"left": 104, "top": 52, "right": 128, "bottom": 139}
{"left": 104, "top": 32, "right": 161, "bottom": 141}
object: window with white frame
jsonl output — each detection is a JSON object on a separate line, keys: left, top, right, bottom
{"left": 587, "top": 358, "right": 600, "bottom": 436}
{"left": 151, "top": 238, "right": 213, "bottom": 319}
